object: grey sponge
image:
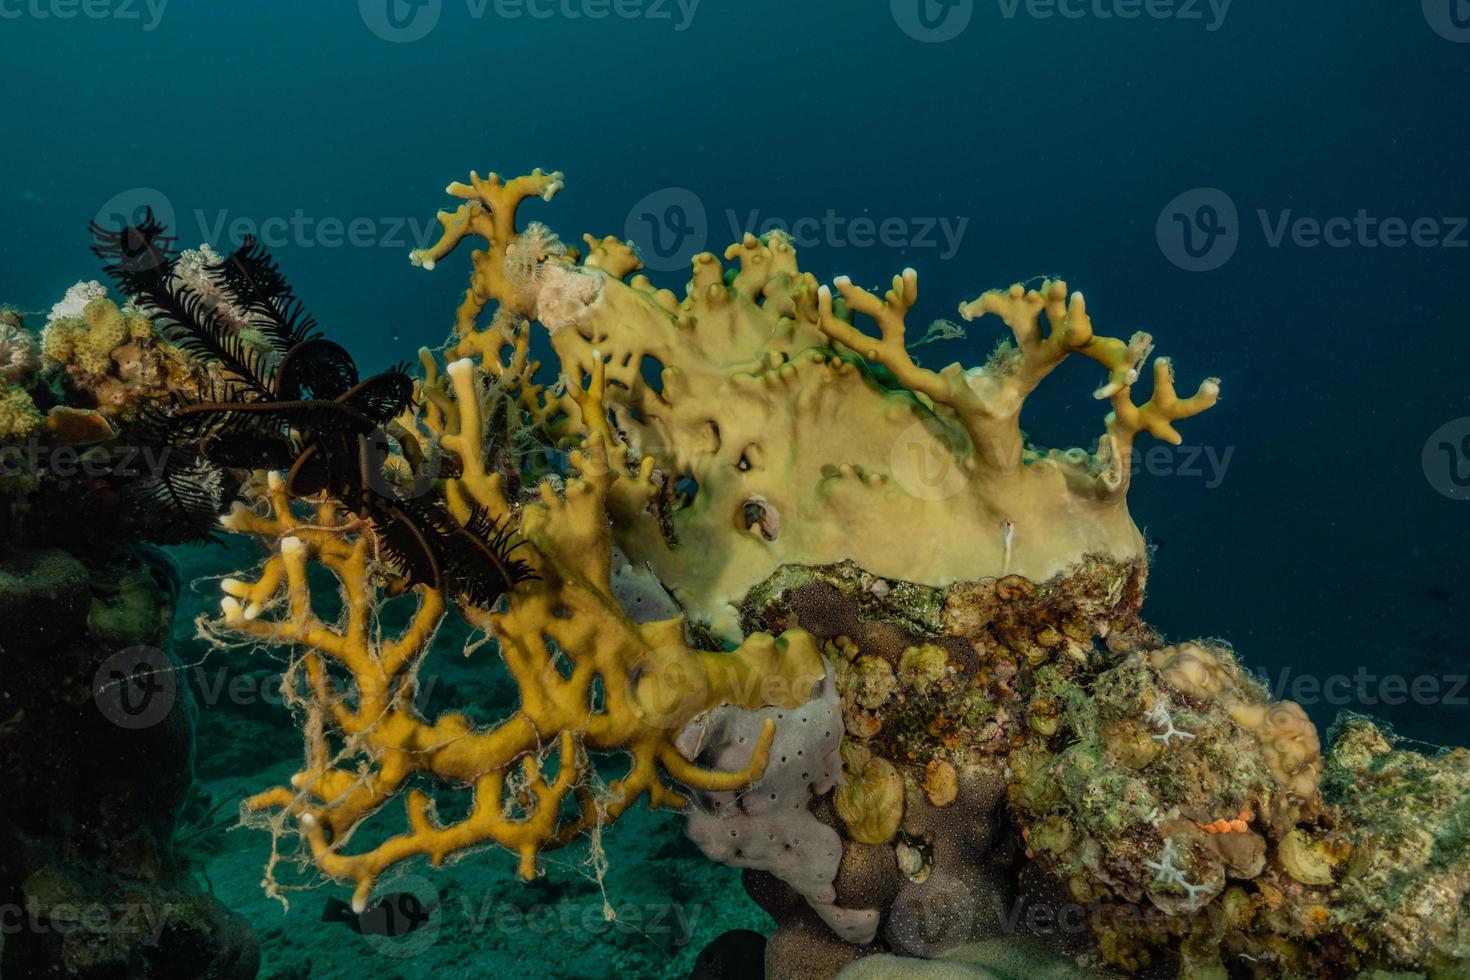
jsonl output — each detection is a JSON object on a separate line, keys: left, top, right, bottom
{"left": 677, "top": 665, "right": 881, "bottom": 943}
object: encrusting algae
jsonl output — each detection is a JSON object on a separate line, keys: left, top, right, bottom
{"left": 8, "top": 165, "right": 1468, "bottom": 980}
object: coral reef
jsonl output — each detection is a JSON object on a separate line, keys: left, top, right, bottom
{"left": 41, "top": 292, "right": 200, "bottom": 420}
{"left": 47, "top": 164, "right": 1454, "bottom": 979}
{"left": 1, "top": 308, "right": 41, "bottom": 386}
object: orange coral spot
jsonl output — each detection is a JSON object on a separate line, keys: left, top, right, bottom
{"left": 1195, "top": 809, "right": 1252, "bottom": 834}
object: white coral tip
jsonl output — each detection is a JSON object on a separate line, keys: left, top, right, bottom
{"left": 281, "top": 536, "right": 306, "bottom": 557}
{"left": 221, "top": 578, "right": 250, "bottom": 598}
{"left": 447, "top": 357, "right": 474, "bottom": 382}
{"left": 220, "top": 597, "right": 244, "bottom": 624}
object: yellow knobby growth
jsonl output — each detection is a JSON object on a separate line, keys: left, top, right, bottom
{"left": 834, "top": 742, "right": 903, "bottom": 845}
{"left": 42, "top": 296, "right": 201, "bottom": 418}
{"left": 213, "top": 344, "right": 823, "bottom": 911}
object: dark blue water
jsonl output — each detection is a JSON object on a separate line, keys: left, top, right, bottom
{"left": 2, "top": 0, "right": 1467, "bottom": 856}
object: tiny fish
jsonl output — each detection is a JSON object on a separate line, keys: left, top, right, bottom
{"left": 322, "top": 891, "right": 437, "bottom": 938}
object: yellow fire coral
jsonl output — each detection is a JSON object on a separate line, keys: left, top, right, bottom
{"left": 211, "top": 351, "right": 823, "bottom": 910}
{"left": 406, "top": 169, "right": 1219, "bottom": 640}
{"left": 209, "top": 165, "right": 1219, "bottom": 914}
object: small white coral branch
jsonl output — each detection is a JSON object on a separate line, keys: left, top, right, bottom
{"left": 1144, "top": 837, "right": 1214, "bottom": 909}
{"left": 1145, "top": 700, "right": 1196, "bottom": 746}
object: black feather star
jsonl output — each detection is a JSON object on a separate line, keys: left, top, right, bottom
{"left": 90, "top": 211, "right": 535, "bottom": 605}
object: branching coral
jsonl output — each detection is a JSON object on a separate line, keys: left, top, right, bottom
{"left": 209, "top": 342, "right": 824, "bottom": 910}
{"left": 14, "top": 162, "right": 1465, "bottom": 980}
{"left": 406, "top": 172, "right": 1220, "bottom": 641}
{"left": 195, "top": 163, "right": 1222, "bottom": 924}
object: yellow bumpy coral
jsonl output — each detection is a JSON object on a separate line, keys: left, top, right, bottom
{"left": 0, "top": 386, "right": 42, "bottom": 440}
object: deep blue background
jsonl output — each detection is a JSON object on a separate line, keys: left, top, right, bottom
{"left": 2, "top": 0, "right": 1467, "bottom": 739}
